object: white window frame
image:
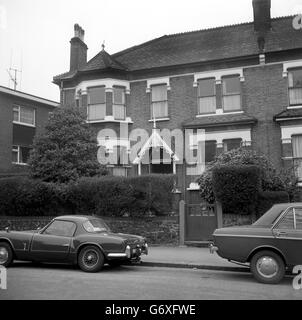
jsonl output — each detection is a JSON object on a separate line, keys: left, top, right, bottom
{"left": 150, "top": 84, "right": 168, "bottom": 120}
{"left": 197, "top": 78, "right": 216, "bottom": 115}
{"left": 13, "top": 105, "right": 36, "bottom": 127}
{"left": 113, "top": 86, "right": 126, "bottom": 120}
{"left": 12, "top": 145, "right": 30, "bottom": 166}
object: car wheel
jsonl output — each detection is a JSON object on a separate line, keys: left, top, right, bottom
{"left": 250, "top": 250, "right": 285, "bottom": 284}
{"left": 0, "top": 242, "right": 14, "bottom": 267}
{"left": 78, "top": 245, "right": 104, "bottom": 273}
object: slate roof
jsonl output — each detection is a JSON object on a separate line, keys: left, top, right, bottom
{"left": 183, "top": 112, "right": 257, "bottom": 128}
{"left": 274, "top": 108, "right": 302, "bottom": 121}
{"left": 54, "top": 15, "right": 302, "bottom": 83}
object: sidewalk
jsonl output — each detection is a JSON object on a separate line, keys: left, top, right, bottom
{"left": 140, "top": 246, "right": 250, "bottom": 273}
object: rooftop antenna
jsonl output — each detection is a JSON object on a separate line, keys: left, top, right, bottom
{"left": 7, "top": 67, "right": 21, "bottom": 91}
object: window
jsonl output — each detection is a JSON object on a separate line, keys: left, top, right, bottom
{"left": 43, "top": 220, "right": 76, "bottom": 237}
{"left": 288, "top": 69, "right": 302, "bottom": 106}
{"left": 292, "top": 135, "right": 302, "bottom": 180}
{"left": 222, "top": 76, "right": 241, "bottom": 111}
{"left": 151, "top": 84, "right": 168, "bottom": 119}
{"left": 198, "top": 78, "right": 216, "bottom": 114}
{"left": 113, "top": 167, "right": 128, "bottom": 177}
{"left": 205, "top": 141, "right": 216, "bottom": 163}
{"left": 83, "top": 219, "right": 110, "bottom": 233}
{"left": 13, "top": 105, "right": 35, "bottom": 126}
{"left": 223, "top": 139, "right": 242, "bottom": 152}
{"left": 113, "top": 87, "right": 126, "bottom": 120}
{"left": 295, "top": 208, "right": 302, "bottom": 230}
{"left": 87, "top": 86, "right": 106, "bottom": 121}
{"left": 12, "top": 145, "right": 31, "bottom": 165}
{"left": 277, "top": 208, "right": 295, "bottom": 229}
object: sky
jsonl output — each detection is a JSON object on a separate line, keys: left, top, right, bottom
{"left": 0, "top": 0, "right": 302, "bottom": 102}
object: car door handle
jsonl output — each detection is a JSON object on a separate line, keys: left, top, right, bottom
{"left": 275, "top": 231, "right": 288, "bottom": 237}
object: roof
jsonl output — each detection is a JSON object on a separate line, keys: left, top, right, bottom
{"left": 54, "top": 15, "right": 302, "bottom": 83}
{"left": 274, "top": 108, "right": 302, "bottom": 121}
{"left": 54, "top": 215, "right": 99, "bottom": 223}
{"left": 183, "top": 112, "right": 257, "bottom": 128}
{"left": 0, "top": 85, "right": 59, "bottom": 107}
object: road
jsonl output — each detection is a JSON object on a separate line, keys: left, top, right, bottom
{"left": 0, "top": 262, "right": 301, "bottom": 300}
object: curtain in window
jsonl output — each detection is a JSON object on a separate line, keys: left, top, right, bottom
{"left": 289, "top": 88, "right": 302, "bottom": 105}
{"left": 152, "top": 102, "right": 168, "bottom": 118}
{"left": 151, "top": 85, "right": 167, "bottom": 102}
{"left": 223, "top": 95, "right": 241, "bottom": 111}
{"left": 20, "top": 107, "right": 35, "bottom": 125}
{"left": 88, "top": 87, "right": 105, "bottom": 104}
{"left": 113, "top": 105, "right": 125, "bottom": 120}
{"left": 87, "top": 104, "right": 106, "bottom": 121}
{"left": 113, "top": 87, "right": 125, "bottom": 104}
{"left": 198, "top": 97, "right": 216, "bottom": 114}
{"left": 292, "top": 135, "right": 302, "bottom": 180}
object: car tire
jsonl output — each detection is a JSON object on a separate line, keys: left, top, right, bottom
{"left": 250, "top": 250, "right": 285, "bottom": 284}
{"left": 78, "top": 245, "right": 104, "bottom": 273}
{"left": 0, "top": 242, "right": 14, "bottom": 267}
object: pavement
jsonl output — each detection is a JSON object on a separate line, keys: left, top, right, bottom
{"left": 140, "top": 246, "right": 250, "bottom": 272}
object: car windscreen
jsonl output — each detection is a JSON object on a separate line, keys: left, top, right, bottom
{"left": 83, "top": 219, "right": 110, "bottom": 233}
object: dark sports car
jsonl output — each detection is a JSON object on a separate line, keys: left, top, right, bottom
{"left": 0, "top": 215, "right": 148, "bottom": 272}
{"left": 210, "top": 203, "right": 302, "bottom": 284}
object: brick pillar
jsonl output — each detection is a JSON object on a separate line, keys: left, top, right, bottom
{"left": 216, "top": 80, "right": 223, "bottom": 112}
{"left": 106, "top": 89, "right": 113, "bottom": 117}
{"left": 216, "top": 142, "right": 224, "bottom": 156}
{"left": 80, "top": 90, "right": 88, "bottom": 117}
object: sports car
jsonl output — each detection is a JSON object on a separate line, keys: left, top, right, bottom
{"left": 209, "top": 203, "right": 302, "bottom": 284}
{"left": 0, "top": 215, "right": 148, "bottom": 272}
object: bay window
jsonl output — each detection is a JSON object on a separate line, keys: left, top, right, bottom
{"left": 288, "top": 68, "right": 302, "bottom": 106}
{"left": 292, "top": 135, "right": 302, "bottom": 180}
{"left": 223, "top": 138, "right": 242, "bottom": 152}
{"left": 198, "top": 78, "right": 216, "bottom": 114}
{"left": 222, "top": 76, "right": 241, "bottom": 111}
{"left": 87, "top": 86, "right": 106, "bottom": 121}
{"left": 151, "top": 84, "right": 168, "bottom": 119}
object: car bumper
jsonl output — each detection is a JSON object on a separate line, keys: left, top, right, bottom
{"left": 107, "top": 243, "right": 148, "bottom": 259}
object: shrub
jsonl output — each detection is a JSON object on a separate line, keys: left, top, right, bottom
{"left": 257, "top": 191, "right": 290, "bottom": 218}
{"left": 212, "top": 165, "right": 261, "bottom": 215}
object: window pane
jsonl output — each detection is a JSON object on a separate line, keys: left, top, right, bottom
{"left": 295, "top": 208, "right": 302, "bottom": 230}
{"left": 223, "top": 94, "right": 241, "bottom": 111}
{"left": 198, "top": 97, "right": 216, "bottom": 114}
{"left": 13, "top": 107, "right": 19, "bottom": 122}
{"left": 223, "top": 76, "right": 240, "bottom": 94}
{"left": 289, "top": 69, "right": 302, "bottom": 88}
{"left": 113, "top": 87, "right": 125, "bottom": 105}
{"left": 89, "top": 87, "right": 105, "bottom": 104}
{"left": 223, "top": 139, "right": 242, "bottom": 152}
{"left": 292, "top": 136, "right": 302, "bottom": 158}
{"left": 152, "top": 101, "right": 168, "bottom": 118}
{"left": 289, "top": 88, "right": 302, "bottom": 105}
{"left": 205, "top": 141, "right": 216, "bottom": 163}
{"left": 44, "top": 220, "right": 76, "bottom": 237}
{"left": 19, "top": 146, "right": 31, "bottom": 164}
{"left": 151, "top": 85, "right": 167, "bottom": 102}
{"left": 113, "top": 105, "right": 125, "bottom": 120}
{"left": 113, "top": 167, "right": 127, "bottom": 177}
{"left": 87, "top": 104, "right": 106, "bottom": 120}
{"left": 20, "top": 107, "right": 35, "bottom": 125}
{"left": 198, "top": 79, "right": 215, "bottom": 97}
{"left": 278, "top": 209, "right": 294, "bottom": 229}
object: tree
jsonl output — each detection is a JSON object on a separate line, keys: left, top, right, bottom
{"left": 29, "top": 106, "right": 107, "bottom": 183}
{"left": 197, "top": 147, "right": 298, "bottom": 203}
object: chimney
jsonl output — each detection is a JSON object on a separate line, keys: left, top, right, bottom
{"left": 70, "top": 24, "right": 88, "bottom": 71}
{"left": 252, "top": 0, "right": 271, "bottom": 33}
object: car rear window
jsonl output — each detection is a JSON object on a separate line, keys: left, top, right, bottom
{"left": 83, "top": 219, "right": 109, "bottom": 233}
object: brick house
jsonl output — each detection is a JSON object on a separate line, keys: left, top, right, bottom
{"left": 53, "top": 0, "right": 302, "bottom": 239}
{"left": 0, "top": 85, "right": 59, "bottom": 176}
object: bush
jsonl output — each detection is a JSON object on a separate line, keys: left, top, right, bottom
{"left": 257, "top": 191, "right": 290, "bottom": 218}
{"left": 212, "top": 165, "right": 261, "bottom": 215}
{"left": 0, "top": 177, "right": 62, "bottom": 216}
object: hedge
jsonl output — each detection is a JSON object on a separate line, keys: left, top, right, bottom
{"left": 212, "top": 165, "right": 261, "bottom": 215}
{"left": 0, "top": 175, "right": 175, "bottom": 218}
{"left": 257, "top": 191, "right": 290, "bottom": 218}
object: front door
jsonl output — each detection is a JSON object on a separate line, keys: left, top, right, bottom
{"left": 30, "top": 220, "right": 76, "bottom": 262}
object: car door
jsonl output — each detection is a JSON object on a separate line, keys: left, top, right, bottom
{"left": 272, "top": 207, "right": 302, "bottom": 266}
{"left": 30, "top": 220, "right": 76, "bottom": 262}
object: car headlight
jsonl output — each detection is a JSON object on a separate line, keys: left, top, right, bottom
{"left": 125, "top": 245, "right": 131, "bottom": 258}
